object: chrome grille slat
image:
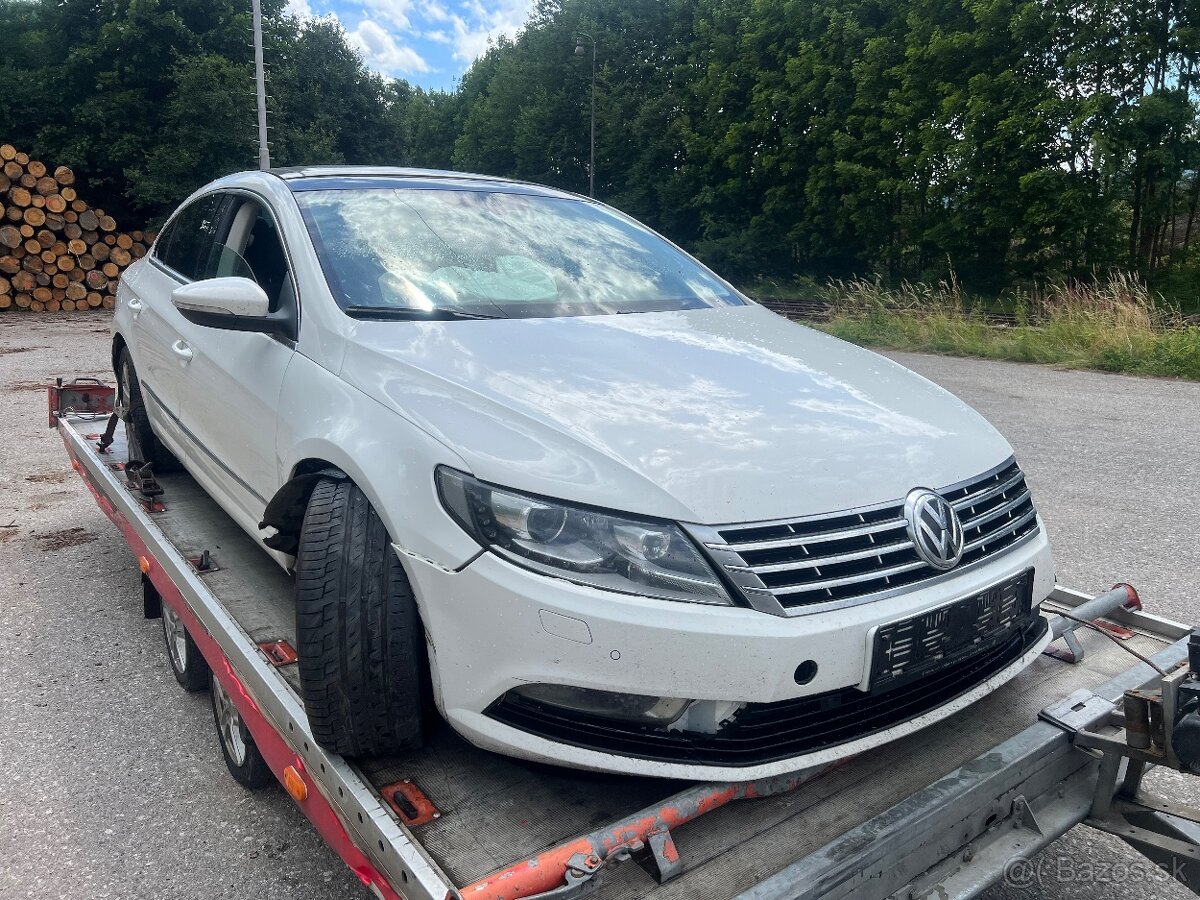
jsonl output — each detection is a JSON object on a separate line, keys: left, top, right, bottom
{"left": 773, "top": 559, "right": 928, "bottom": 595}
{"left": 961, "top": 487, "right": 1031, "bottom": 531}
{"left": 952, "top": 468, "right": 1025, "bottom": 512}
{"left": 702, "top": 458, "right": 1040, "bottom": 614}
{"left": 964, "top": 505, "right": 1037, "bottom": 553}
{"left": 708, "top": 517, "right": 906, "bottom": 553}
{"left": 730, "top": 539, "right": 916, "bottom": 575}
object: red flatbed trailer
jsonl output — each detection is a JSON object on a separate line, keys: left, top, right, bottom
{"left": 55, "top": 398, "right": 1200, "bottom": 900}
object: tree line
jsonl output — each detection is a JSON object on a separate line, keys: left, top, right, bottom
{"left": 2, "top": 0, "right": 1197, "bottom": 291}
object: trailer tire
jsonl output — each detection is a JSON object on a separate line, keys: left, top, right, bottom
{"left": 161, "top": 600, "right": 210, "bottom": 692}
{"left": 294, "top": 479, "right": 426, "bottom": 757}
{"left": 210, "top": 674, "right": 272, "bottom": 789}
{"left": 116, "top": 347, "right": 176, "bottom": 471}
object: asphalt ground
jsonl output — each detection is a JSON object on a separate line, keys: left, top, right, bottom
{"left": 0, "top": 316, "right": 1196, "bottom": 899}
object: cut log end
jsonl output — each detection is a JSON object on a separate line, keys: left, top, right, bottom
{"left": 3, "top": 149, "right": 140, "bottom": 313}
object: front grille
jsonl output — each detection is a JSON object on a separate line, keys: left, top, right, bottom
{"left": 489, "top": 614, "right": 1048, "bottom": 767}
{"left": 699, "top": 458, "right": 1039, "bottom": 613}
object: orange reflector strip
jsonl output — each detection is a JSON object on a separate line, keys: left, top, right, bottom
{"left": 138, "top": 556, "right": 151, "bottom": 574}
{"left": 283, "top": 765, "right": 308, "bottom": 802}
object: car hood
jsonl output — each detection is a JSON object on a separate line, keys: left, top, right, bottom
{"left": 338, "top": 304, "right": 1013, "bottom": 524}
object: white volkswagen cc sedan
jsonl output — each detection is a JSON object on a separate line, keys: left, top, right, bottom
{"left": 112, "top": 167, "right": 1055, "bottom": 780}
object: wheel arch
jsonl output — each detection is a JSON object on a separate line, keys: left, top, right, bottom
{"left": 259, "top": 458, "right": 350, "bottom": 556}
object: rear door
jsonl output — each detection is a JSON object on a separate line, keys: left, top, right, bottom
{"left": 130, "top": 193, "right": 225, "bottom": 456}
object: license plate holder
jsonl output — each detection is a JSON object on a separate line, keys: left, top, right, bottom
{"left": 868, "top": 569, "right": 1035, "bottom": 694}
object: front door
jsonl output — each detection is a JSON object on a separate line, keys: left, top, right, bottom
{"left": 168, "top": 193, "right": 297, "bottom": 529}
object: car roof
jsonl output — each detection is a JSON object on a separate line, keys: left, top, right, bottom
{"left": 263, "top": 165, "right": 584, "bottom": 200}
{"left": 269, "top": 165, "right": 505, "bottom": 182}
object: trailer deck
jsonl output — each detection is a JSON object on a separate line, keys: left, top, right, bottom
{"left": 57, "top": 407, "right": 1197, "bottom": 900}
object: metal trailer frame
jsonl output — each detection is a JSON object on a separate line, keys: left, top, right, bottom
{"left": 56, "top": 408, "right": 1200, "bottom": 900}
{"left": 739, "top": 599, "right": 1198, "bottom": 900}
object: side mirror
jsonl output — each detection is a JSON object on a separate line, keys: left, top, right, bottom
{"left": 171, "top": 277, "right": 294, "bottom": 339}
{"left": 173, "top": 277, "right": 269, "bottom": 319}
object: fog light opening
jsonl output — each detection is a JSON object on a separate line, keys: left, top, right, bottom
{"left": 510, "top": 683, "right": 692, "bottom": 727}
{"left": 794, "top": 660, "right": 818, "bottom": 685}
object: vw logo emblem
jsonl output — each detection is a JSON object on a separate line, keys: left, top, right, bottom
{"left": 904, "top": 488, "right": 964, "bottom": 571}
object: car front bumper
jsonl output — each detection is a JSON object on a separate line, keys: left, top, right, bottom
{"left": 400, "top": 524, "right": 1056, "bottom": 781}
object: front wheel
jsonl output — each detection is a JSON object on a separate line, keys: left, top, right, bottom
{"left": 294, "top": 479, "right": 427, "bottom": 757}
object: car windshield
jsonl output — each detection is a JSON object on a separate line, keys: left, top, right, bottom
{"left": 294, "top": 186, "right": 746, "bottom": 318}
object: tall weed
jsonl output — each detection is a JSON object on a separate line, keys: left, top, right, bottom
{"left": 819, "top": 273, "right": 1200, "bottom": 380}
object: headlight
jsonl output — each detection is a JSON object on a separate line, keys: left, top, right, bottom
{"left": 436, "top": 467, "right": 732, "bottom": 605}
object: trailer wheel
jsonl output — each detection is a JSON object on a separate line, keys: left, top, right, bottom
{"left": 210, "top": 674, "right": 272, "bottom": 789}
{"left": 294, "top": 479, "right": 426, "bottom": 757}
{"left": 161, "top": 600, "right": 210, "bottom": 692}
{"left": 116, "top": 347, "right": 176, "bottom": 470}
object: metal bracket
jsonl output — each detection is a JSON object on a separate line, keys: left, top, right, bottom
{"left": 1043, "top": 627, "right": 1086, "bottom": 663}
{"left": 528, "top": 852, "right": 607, "bottom": 900}
{"left": 1040, "top": 689, "right": 1116, "bottom": 733}
{"left": 511, "top": 828, "right": 676, "bottom": 893}
{"left": 636, "top": 828, "right": 683, "bottom": 883}
{"left": 1011, "top": 795, "right": 1044, "bottom": 837}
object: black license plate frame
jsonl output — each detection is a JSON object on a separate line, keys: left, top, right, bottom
{"left": 868, "top": 569, "right": 1035, "bottom": 694}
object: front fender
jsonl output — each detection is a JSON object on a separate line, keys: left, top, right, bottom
{"left": 275, "top": 353, "right": 482, "bottom": 571}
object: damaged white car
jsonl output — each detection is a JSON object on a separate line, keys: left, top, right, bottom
{"left": 111, "top": 167, "right": 1054, "bottom": 780}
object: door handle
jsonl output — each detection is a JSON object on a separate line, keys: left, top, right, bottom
{"left": 171, "top": 340, "right": 193, "bottom": 364}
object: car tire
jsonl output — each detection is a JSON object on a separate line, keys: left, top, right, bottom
{"left": 116, "top": 347, "right": 177, "bottom": 470}
{"left": 294, "top": 479, "right": 427, "bottom": 757}
{"left": 161, "top": 599, "right": 211, "bottom": 692}
{"left": 210, "top": 673, "right": 273, "bottom": 789}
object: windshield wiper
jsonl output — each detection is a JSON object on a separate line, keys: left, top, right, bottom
{"left": 344, "top": 306, "right": 506, "bottom": 321}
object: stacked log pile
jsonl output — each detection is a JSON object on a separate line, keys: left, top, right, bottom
{"left": 0, "top": 144, "right": 151, "bottom": 312}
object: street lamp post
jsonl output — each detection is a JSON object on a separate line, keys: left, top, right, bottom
{"left": 251, "top": 0, "right": 270, "bottom": 170}
{"left": 574, "top": 33, "right": 596, "bottom": 197}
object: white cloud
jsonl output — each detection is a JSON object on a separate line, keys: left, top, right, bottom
{"left": 362, "top": 0, "right": 412, "bottom": 31}
{"left": 318, "top": 0, "right": 538, "bottom": 84}
{"left": 285, "top": 0, "right": 314, "bottom": 17}
{"left": 348, "top": 18, "right": 431, "bottom": 75}
{"left": 446, "top": 0, "right": 535, "bottom": 62}
{"left": 422, "top": 1, "right": 452, "bottom": 23}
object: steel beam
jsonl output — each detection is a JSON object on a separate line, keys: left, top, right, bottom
{"left": 735, "top": 637, "right": 1191, "bottom": 900}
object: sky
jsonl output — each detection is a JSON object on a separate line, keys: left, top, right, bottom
{"left": 284, "top": 0, "right": 537, "bottom": 91}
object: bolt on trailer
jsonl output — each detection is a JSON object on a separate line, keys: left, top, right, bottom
{"left": 53, "top": 383, "right": 1200, "bottom": 900}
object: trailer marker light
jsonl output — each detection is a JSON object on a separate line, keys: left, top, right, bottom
{"left": 138, "top": 555, "right": 151, "bottom": 574}
{"left": 283, "top": 765, "right": 308, "bottom": 802}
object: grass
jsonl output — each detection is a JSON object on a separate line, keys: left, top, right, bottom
{"left": 738, "top": 274, "right": 825, "bottom": 300}
{"left": 812, "top": 272, "right": 1200, "bottom": 380}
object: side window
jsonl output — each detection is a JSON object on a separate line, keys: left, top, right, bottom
{"left": 154, "top": 194, "right": 225, "bottom": 281}
{"left": 209, "top": 198, "right": 293, "bottom": 312}
{"left": 151, "top": 220, "right": 178, "bottom": 267}
{"left": 242, "top": 212, "right": 291, "bottom": 312}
